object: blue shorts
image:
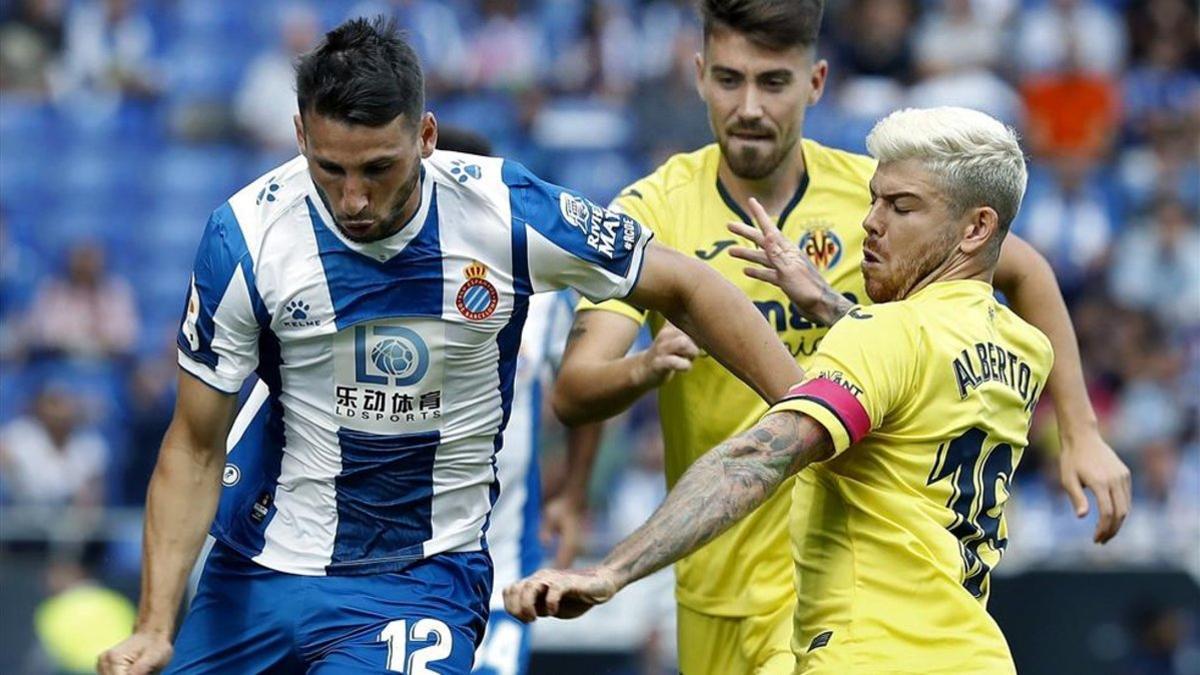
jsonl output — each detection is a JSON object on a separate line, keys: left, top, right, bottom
{"left": 471, "top": 609, "right": 532, "bottom": 675}
{"left": 167, "top": 541, "right": 492, "bottom": 674}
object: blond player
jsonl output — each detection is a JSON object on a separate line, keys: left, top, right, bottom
{"left": 552, "top": 1, "right": 1130, "bottom": 672}
{"left": 507, "top": 107, "right": 1095, "bottom": 673}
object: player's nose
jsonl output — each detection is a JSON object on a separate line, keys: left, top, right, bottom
{"left": 340, "top": 179, "right": 369, "bottom": 217}
{"left": 738, "top": 86, "right": 765, "bottom": 120}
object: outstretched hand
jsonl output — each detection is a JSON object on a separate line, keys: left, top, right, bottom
{"left": 728, "top": 197, "right": 851, "bottom": 326}
{"left": 503, "top": 566, "right": 618, "bottom": 623}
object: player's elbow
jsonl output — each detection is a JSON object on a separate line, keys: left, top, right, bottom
{"left": 550, "top": 369, "right": 594, "bottom": 427}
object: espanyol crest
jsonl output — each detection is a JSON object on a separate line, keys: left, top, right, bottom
{"left": 456, "top": 261, "right": 499, "bottom": 321}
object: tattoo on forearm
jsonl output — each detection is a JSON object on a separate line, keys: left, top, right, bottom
{"left": 822, "top": 288, "right": 854, "bottom": 326}
{"left": 602, "top": 412, "right": 833, "bottom": 587}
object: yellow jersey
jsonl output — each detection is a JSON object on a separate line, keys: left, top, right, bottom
{"left": 580, "top": 140, "right": 876, "bottom": 615}
{"left": 770, "top": 280, "right": 1054, "bottom": 673}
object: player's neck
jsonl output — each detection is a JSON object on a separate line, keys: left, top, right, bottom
{"left": 717, "top": 145, "right": 807, "bottom": 218}
{"left": 902, "top": 254, "right": 994, "bottom": 300}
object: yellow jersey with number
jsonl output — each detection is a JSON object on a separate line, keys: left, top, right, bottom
{"left": 769, "top": 280, "right": 1053, "bottom": 673}
{"left": 578, "top": 140, "right": 875, "bottom": 616}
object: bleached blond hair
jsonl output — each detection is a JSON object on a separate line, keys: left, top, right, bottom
{"left": 866, "top": 107, "right": 1028, "bottom": 240}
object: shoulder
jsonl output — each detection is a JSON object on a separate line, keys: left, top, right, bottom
{"left": 615, "top": 145, "right": 717, "bottom": 208}
{"left": 220, "top": 155, "right": 313, "bottom": 261}
{"left": 824, "top": 300, "right": 920, "bottom": 354}
{"left": 998, "top": 305, "right": 1055, "bottom": 372}
{"left": 804, "top": 139, "right": 876, "bottom": 194}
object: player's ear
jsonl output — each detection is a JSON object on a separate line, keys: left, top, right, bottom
{"left": 694, "top": 51, "right": 706, "bottom": 103}
{"left": 959, "top": 206, "right": 998, "bottom": 256}
{"left": 294, "top": 113, "right": 307, "bottom": 155}
{"left": 419, "top": 112, "right": 437, "bottom": 158}
{"left": 807, "top": 57, "right": 828, "bottom": 107}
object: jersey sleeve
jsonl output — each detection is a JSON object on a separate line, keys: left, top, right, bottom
{"left": 502, "top": 160, "right": 653, "bottom": 302}
{"left": 767, "top": 305, "right": 917, "bottom": 456}
{"left": 176, "top": 204, "right": 263, "bottom": 394}
{"left": 573, "top": 182, "right": 666, "bottom": 323}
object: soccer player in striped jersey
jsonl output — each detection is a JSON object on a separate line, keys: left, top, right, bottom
{"left": 97, "top": 17, "right": 802, "bottom": 675}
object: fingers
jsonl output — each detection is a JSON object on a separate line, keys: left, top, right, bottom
{"left": 747, "top": 197, "right": 782, "bottom": 238}
{"left": 729, "top": 246, "right": 770, "bottom": 267}
{"left": 1098, "top": 480, "right": 1130, "bottom": 544}
{"left": 544, "top": 583, "right": 565, "bottom": 617}
{"left": 659, "top": 355, "right": 694, "bottom": 373}
{"left": 1092, "top": 482, "right": 1115, "bottom": 544}
{"left": 1062, "top": 470, "right": 1089, "bottom": 518}
{"left": 504, "top": 579, "right": 544, "bottom": 623}
{"left": 727, "top": 221, "right": 765, "bottom": 246}
{"left": 743, "top": 267, "right": 780, "bottom": 284}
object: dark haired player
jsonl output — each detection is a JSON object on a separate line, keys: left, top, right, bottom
{"left": 98, "top": 17, "right": 803, "bottom": 674}
{"left": 553, "top": 1, "right": 1130, "bottom": 672}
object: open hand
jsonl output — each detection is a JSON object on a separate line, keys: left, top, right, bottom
{"left": 503, "top": 566, "right": 618, "bottom": 623}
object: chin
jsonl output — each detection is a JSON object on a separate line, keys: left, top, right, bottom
{"left": 864, "top": 279, "right": 894, "bottom": 304}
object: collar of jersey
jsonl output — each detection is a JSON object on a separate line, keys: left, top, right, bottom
{"left": 307, "top": 163, "right": 433, "bottom": 263}
{"left": 909, "top": 278, "right": 994, "bottom": 302}
{"left": 715, "top": 163, "right": 810, "bottom": 228}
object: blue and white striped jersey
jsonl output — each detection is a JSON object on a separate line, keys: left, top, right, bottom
{"left": 178, "top": 151, "right": 649, "bottom": 576}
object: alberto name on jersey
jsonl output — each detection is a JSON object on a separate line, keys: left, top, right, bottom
{"left": 770, "top": 280, "right": 1053, "bottom": 673}
{"left": 579, "top": 139, "right": 876, "bottom": 616}
{"left": 177, "top": 150, "right": 651, "bottom": 577}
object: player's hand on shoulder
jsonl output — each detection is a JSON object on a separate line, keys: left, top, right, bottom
{"left": 503, "top": 566, "right": 618, "bottom": 623}
{"left": 97, "top": 631, "right": 174, "bottom": 675}
{"left": 633, "top": 322, "right": 699, "bottom": 388}
{"left": 1058, "top": 428, "right": 1132, "bottom": 544}
{"left": 728, "top": 197, "right": 848, "bottom": 326}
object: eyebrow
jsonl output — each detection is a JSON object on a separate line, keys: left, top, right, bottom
{"left": 313, "top": 153, "right": 399, "bottom": 169}
{"left": 869, "top": 187, "right": 923, "bottom": 202}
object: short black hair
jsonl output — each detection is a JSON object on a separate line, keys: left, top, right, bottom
{"left": 698, "top": 0, "right": 824, "bottom": 51}
{"left": 436, "top": 126, "right": 494, "bottom": 156}
{"left": 295, "top": 16, "right": 424, "bottom": 127}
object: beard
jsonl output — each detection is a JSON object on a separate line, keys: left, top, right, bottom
{"left": 720, "top": 128, "right": 799, "bottom": 180}
{"left": 329, "top": 162, "right": 423, "bottom": 244}
{"left": 864, "top": 229, "right": 961, "bottom": 303}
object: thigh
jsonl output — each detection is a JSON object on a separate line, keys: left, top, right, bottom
{"left": 306, "top": 552, "right": 492, "bottom": 674}
{"left": 166, "top": 542, "right": 305, "bottom": 675}
{"left": 471, "top": 610, "right": 531, "bottom": 675}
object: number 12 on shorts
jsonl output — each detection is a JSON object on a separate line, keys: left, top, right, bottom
{"left": 379, "top": 618, "right": 452, "bottom": 673}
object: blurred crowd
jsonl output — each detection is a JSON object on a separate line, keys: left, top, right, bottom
{"left": 0, "top": 0, "right": 1197, "bottom": 667}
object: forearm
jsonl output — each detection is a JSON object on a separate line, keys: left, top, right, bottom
{"left": 600, "top": 412, "right": 826, "bottom": 589}
{"left": 553, "top": 353, "right": 660, "bottom": 426}
{"left": 997, "top": 247, "right": 1098, "bottom": 436}
{"left": 135, "top": 429, "right": 224, "bottom": 635}
{"left": 652, "top": 264, "right": 802, "bottom": 402}
{"left": 561, "top": 422, "right": 603, "bottom": 504}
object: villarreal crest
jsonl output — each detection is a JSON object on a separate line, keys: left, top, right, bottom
{"left": 456, "top": 261, "right": 499, "bottom": 321}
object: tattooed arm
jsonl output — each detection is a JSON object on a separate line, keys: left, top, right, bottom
{"left": 503, "top": 410, "right": 833, "bottom": 622}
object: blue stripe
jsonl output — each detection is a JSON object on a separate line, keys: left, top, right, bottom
{"left": 328, "top": 429, "right": 440, "bottom": 574}
{"left": 178, "top": 202, "right": 260, "bottom": 368}
{"left": 210, "top": 326, "right": 286, "bottom": 559}
{"left": 519, "top": 377, "right": 543, "bottom": 577}
{"left": 308, "top": 187, "right": 443, "bottom": 328}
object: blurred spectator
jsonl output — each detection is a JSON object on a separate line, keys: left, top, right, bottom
{"left": 467, "top": 0, "right": 543, "bottom": 91}
{"left": 606, "top": 425, "right": 666, "bottom": 543}
{"left": 637, "top": 0, "right": 697, "bottom": 83}
{"left": 1108, "top": 197, "right": 1200, "bottom": 327}
{"left": 553, "top": 1, "right": 639, "bottom": 98}
{"left": 0, "top": 0, "right": 65, "bottom": 96}
{"left": 52, "top": 0, "right": 160, "bottom": 117}
{"left": 1110, "top": 330, "right": 1188, "bottom": 453}
{"left": 233, "top": 6, "right": 317, "bottom": 155}
{"left": 1015, "top": 157, "right": 1116, "bottom": 298}
{"left": 1021, "top": 39, "right": 1120, "bottom": 160}
{"left": 0, "top": 386, "right": 107, "bottom": 507}
{"left": 350, "top": 0, "right": 468, "bottom": 96}
{"left": 20, "top": 243, "right": 138, "bottom": 362}
{"left": 1122, "top": 600, "right": 1200, "bottom": 675}
{"left": 831, "top": 0, "right": 915, "bottom": 118}
{"left": 632, "top": 32, "right": 711, "bottom": 162}
{"left": 1117, "top": 130, "right": 1200, "bottom": 216}
{"left": 1122, "top": 37, "right": 1200, "bottom": 145}
{"left": 119, "top": 356, "right": 175, "bottom": 506}
{"left": 913, "top": 0, "right": 1001, "bottom": 77}
{"left": 1015, "top": 0, "right": 1126, "bottom": 76}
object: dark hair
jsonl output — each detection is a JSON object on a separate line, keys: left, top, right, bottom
{"left": 436, "top": 126, "right": 494, "bottom": 156}
{"left": 295, "top": 16, "right": 424, "bottom": 127}
{"left": 698, "top": 0, "right": 824, "bottom": 51}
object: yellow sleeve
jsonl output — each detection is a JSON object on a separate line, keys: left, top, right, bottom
{"left": 576, "top": 180, "right": 668, "bottom": 324}
{"left": 768, "top": 305, "right": 916, "bottom": 455}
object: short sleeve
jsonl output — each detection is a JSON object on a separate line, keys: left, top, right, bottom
{"left": 177, "top": 204, "right": 264, "bottom": 394}
{"left": 767, "top": 305, "right": 916, "bottom": 456}
{"left": 502, "top": 160, "right": 653, "bottom": 302}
